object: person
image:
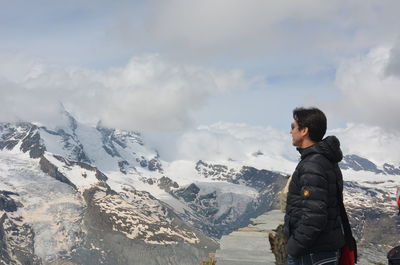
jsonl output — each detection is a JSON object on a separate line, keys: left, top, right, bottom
{"left": 284, "top": 107, "right": 345, "bottom": 265}
{"left": 397, "top": 187, "right": 400, "bottom": 216}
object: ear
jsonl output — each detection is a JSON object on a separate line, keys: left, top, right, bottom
{"left": 300, "top": 127, "right": 309, "bottom": 137}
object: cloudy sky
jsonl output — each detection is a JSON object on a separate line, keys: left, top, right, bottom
{"left": 1, "top": 1, "right": 400, "bottom": 163}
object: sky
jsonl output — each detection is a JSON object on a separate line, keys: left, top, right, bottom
{"left": 1, "top": 1, "right": 400, "bottom": 163}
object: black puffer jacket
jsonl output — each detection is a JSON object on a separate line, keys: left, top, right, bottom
{"left": 284, "top": 136, "right": 345, "bottom": 257}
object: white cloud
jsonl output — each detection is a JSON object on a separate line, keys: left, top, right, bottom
{"left": 151, "top": 122, "right": 400, "bottom": 173}
{"left": 0, "top": 53, "right": 262, "bottom": 131}
{"left": 175, "top": 122, "right": 297, "bottom": 162}
{"left": 333, "top": 46, "right": 400, "bottom": 132}
{"left": 385, "top": 40, "right": 400, "bottom": 77}
{"left": 331, "top": 124, "right": 400, "bottom": 165}
{"left": 3, "top": 1, "right": 400, "bottom": 73}
{"left": 114, "top": 0, "right": 400, "bottom": 63}
{"left": 3, "top": 1, "right": 400, "bottom": 135}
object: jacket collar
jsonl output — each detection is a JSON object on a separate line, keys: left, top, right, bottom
{"left": 297, "top": 136, "right": 343, "bottom": 163}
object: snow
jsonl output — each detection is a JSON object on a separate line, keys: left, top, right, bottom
{"left": 74, "top": 123, "right": 118, "bottom": 171}
{"left": 104, "top": 170, "right": 192, "bottom": 214}
{"left": 93, "top": 189, "right": 199, "bottom": 245}
{"left": 6, "top": 117, "right": 400, "bottom": 265}
{"left": 44, "top": 153, "right": 100, "bottom": 192}
{"left": 0, "top": 150, "right": 84, "bottom": 263}
{"left": 39, "top": 129, "right": 71, "bottom": 159}
{"left": 196, "top": 182, "right": 259, "bottom": 218}
{"left": 164, "top": 160, "right": 202, "bottom": 185}
{"left": 112, "top": 129, "right": 155, "bottom": 159}
{"left": 3, "top": 119, "right": 400, "bottom": 248}
{"left": 196, "top": 181, "right": 258, "bottom": 197}
{"left": 342, "top": 169, "right": 400, "bottom": 190}
{"left": 243, "top": 154, "right": 297, "bottom": 175}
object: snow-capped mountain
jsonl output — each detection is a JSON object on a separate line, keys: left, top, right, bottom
{"left": 340, "top": 154, "right": 400, "bottom": 175}
{"left": 0, "top": 115, "right": 218, "bottom": 265}
{"left": 0, "top": 111, "right": 399, "bottom": 264}
{"left": 171, "top": 161, "right": 287, "bottom": 237}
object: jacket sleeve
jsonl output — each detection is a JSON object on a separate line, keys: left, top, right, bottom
{"left": 287, "top": 160, "right": 329, "bottom": 257}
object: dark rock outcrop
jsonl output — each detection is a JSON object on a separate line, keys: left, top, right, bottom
{"left": 0, "top": 193, "right": 18, "bottom": 212}
{"left": 96, "top": 124, "right": 144, "bottom": 161}
{"left": 195, "top": 160, "right": 234, "bottom": 181}
{"left": 118, "top": 160, "right": 129, "bottom": 174}
{"left": 39, "top": 156, "right": 78, "bottom": 190}
{"left": 175, "top": 183, "right": 200, "bottom": 202}
{"left": 52, "top": 154, "right": 108, "bottom": 182}
{"left": 0, "top": 123, "right": 46, "bottom": 158}
{"left": 340, "top": 154, "right": 384, "bottom": 174}
{"left": 234, "top": 166, "right": 280, "bottom": 191}
{"left": 0, "top": 213, "right": 42, "bottom": 265}
{"left": 20, "top": 127, "right": 46, "bottom": 158}
{"left": 268, "top": 224, "right": 287, "bottom": 265}
{"left": 148, "top": 157, "right": 163, "bottom": 173}
{"left": 383, "top": 163, "right": 400, "bottom": 175}
{"left": 157, "top": 176, "right": 179, "bottom": 192}
{"left": 252, "top": 150, "right": 264, "bottom": 156}
{"left": 0, "top": 123, "right": 31, "bottom": 150}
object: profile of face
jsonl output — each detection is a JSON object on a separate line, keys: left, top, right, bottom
{"left": 290, "top": 120, "right": 307, "bottom": 147}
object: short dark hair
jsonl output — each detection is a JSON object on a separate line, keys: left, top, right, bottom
{"left": 293, "top": 107, "right": 327, "bottom": 142}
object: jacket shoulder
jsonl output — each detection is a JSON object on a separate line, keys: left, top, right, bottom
{"left": 301, "top": 152, "right": 333, "bottom": 170}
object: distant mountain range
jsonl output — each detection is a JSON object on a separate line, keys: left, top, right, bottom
{"left": 340, "top": 154, "right": 400, "bottom": 175}
{"left": 0, "top": 110, "right": 399, "bottom": 264}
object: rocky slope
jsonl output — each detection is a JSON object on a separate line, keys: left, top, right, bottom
{"left": 0, "top": 142, "right": 216, "bottom": 264}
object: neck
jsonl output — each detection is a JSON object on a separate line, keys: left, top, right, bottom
{"left": 299, "top": 138, "right": 316, "bottom": 149}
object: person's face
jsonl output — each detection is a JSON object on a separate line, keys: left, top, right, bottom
{"left": 290, "top": 120, "right": 306, "bottom": 147}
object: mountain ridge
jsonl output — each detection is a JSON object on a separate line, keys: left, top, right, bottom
{"left": 0, "top": 113, "right": 399, "bottom": 264}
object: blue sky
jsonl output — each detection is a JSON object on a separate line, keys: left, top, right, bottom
{"left": 1, "top": 0, "right": 400, "bottom": 133}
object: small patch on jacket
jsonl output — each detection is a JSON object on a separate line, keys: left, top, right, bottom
{"left": 303, "top": 189, "right": 310, "bottom": 197}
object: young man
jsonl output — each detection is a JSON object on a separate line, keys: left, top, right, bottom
{"left": 284, "top": 107, "right": 345, "bottom": 265}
